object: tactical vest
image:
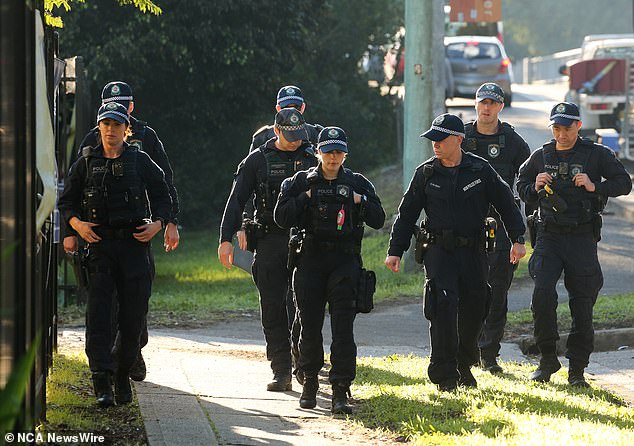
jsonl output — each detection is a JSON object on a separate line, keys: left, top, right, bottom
{"left": 257, "top": 147, "right": 314, "bottom": 226}
{"left": 463, "top": 121, "right": 515, "bottom": 185}
{"left": 81, "top": 147, "right": 149, "bottom": 227}
{"left": 307, "top": 169, "right": 360, "bottom": 240}
{"left": 539, "top": 140, "right": 602, "bottom": 226}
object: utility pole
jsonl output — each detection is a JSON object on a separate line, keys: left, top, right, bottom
{"left": 402, "top": 0, "right": 440, "bottom": 272}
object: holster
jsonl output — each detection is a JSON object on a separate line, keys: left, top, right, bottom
{"left": 414, "top": 224, "right": 432, "bottom": 264}
{"left": 526, "top": 210, "right": 537, "bottom": 247}
{"left": 423, "top": 279, "right": 436, "bottom": 321}
{"left": 485, "top": 217, "right": 497, "bottom": 253}
{"left": 592, "top": 213, "right": 602, "bottom": 242}
{"left": 242, "top": 218, "right": 262, "bottom": 252}
{"left": 356, "top": 268, "right": 376, "bottom": 314}
{"left": 287, "top": 230, "right": 304, "bottom": 271}
{"left": 67, "top": 248, "right": 89, "bottom": 289}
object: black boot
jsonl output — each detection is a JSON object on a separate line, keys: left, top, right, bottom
{"left": 458, "top": 364, "right": 477, "bottom": 388}
{"left": 115, "top": 371, "right": 133, "bottom": 404}
{"left": 295, "top": 369, "right": 305, "bottom": 386}
{"left": 267, "top": 370, "right": 292, "bottom": 391}
{"left": 129, "top": 351, "right": 147, "bottom": 382}
{"left": 92, "top": 371, "right": 114, "bottom": 407}
{"left": 529, "top": 354, "right": 561, "bottom": 382}
{"left": 480, "top": 356, "right": 503, "bottom": 374}
{"left": 568, "top": 365, "right": 590, "bottom": 389}
{"left": 299, "top": 375, "right": 319, "bottom": 409}
{"left": 331, "top": 383, "right": 352, "bottom": 415}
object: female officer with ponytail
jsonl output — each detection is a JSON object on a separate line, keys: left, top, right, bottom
{"left": 274, "top": 127, "right": 385, "bottom": 414}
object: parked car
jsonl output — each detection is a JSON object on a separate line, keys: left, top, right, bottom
{"left": 444, "top": 35, "right": 513, "bottom": 106}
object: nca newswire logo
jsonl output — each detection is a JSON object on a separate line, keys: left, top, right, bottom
{"left": 5, "top": 431, "right": 105, "bottom": 443}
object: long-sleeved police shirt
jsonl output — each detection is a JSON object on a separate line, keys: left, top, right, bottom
{"left": 58, "top": 143, "right": 171, "bottom": 234}
{"left": 388, "top": 151, "right": 526, "bottom": 258}
{"left": 219, "top": 142, "right": 317, "bottom": 243}
{"left": 517, "top": 137, "right": 632, "bottom": 206}
{"left": 274, "top": 165, "right": 385, "bottom": 232}
{"left": 78, "top": 115, "right": 179, "bottom": 222}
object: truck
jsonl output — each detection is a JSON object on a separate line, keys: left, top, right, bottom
{"left": 561, "top": 34, "right": 634, "bottom": 137}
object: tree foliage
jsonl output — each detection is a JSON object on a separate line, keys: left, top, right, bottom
{"left": 45, "top": 0, "right": 161, "bottom": 27}
{"left": 502, "top": 0, "right": 634, "bottom": 59}
{"left": 59, "top": 0, "right": 402, "bottom": 226}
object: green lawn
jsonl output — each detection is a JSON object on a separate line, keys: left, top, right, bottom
{"left": 352, "top": 355, "right": 634, "bottom": 445}
{"left": 45, "top": 351, "right": 146, "bottom": 445}
{"left": 507, "top": 293, "right": 634, "bottom": 335}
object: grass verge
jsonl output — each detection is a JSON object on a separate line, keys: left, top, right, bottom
{"left": 506, "top": 293, "right": 634, "bottom": 339}
{"left": 352, "top": 354, "right": 634, "bottom": 445}
{"left": 44, "top": 348, "right": 146, "bottom": 445}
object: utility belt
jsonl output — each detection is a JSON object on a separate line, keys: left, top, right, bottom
{"left": 243, "top": 218, "right": 288, "bottom": 252}
{"left": 414, "top": 226, "right": 489, "bottom": 263}
{"left": 94, "top": 225, "right": 138, "bottom": 240}
{"left": 302, "top": 236, "right": 361, "bottom": 255}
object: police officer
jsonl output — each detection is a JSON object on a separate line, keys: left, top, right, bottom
{"left": 58, "top": 102, "right": 171, "bottom": 406}
{"left": 64, "top": 81, "right": 180, "bottom": 382}
{"left": 517, "top": 102, "right": 631, "bottom": 386}
{"left": 462, "top": 83, "right": 531, "bottom": 373}
{"left": 385, "top": 113, "right": 526, "bottom": 391}
{"left": 274, "top": 127, "right": 385, "bottom": 414}
{"left": 248, "top": 85, "right": 322, "bottom": 153}
{"left": 241, "top": 85, "right": 323, "bottom": 371}
{"left": 218, "top": 108, "right": 318, "bottom": 391}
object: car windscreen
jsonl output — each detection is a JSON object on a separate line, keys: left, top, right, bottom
{"left": 594, "top": 46, "right": 634, "bottom": 60}
{"left": 446, "top": 42, "right": 501, "bottom": 60}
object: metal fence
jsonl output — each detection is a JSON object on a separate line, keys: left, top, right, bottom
{"left": 515, "top": 48, "right": 581, "bottom": 84}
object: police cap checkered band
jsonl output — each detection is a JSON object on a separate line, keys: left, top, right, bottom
{"left": 277, "top": 123, "right": 306, "bottom": 131}
{"left": 98, "top": 110, "right": 129, "bottom": 122}
{"left": 550, "top": 113, "right": 580, "bottom": 121}
{"left": 317, "top": 139, "right": 347, "bottom": 149}
{"left": 430, "top": 125, "right": 465, "bottom": 137}
{"left": 103, "top": 95, "right": 133, "bottom": 104}
{"left": 277, "top": 95, "right": 303, "bottom": 105}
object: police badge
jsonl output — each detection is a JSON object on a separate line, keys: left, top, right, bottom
{"left": 488, "top": 144, "right": 500, "bottom": 158}
{"left": 328, "top": 128, "right": 339, "bottom": 138}
{"left": 556, "top": 103, "right": 566, "bottom": 113}
{"left": 570, "top": 164, "right": 583, "bottom": 176}
{"left": 433, "top": 115, "right": 445, "bottom": 125}
{"left": 111, "top": 85, "right": 120, "bottom": 95}
{"left": 337, "top": 185, "right": 350, "bottom": 198}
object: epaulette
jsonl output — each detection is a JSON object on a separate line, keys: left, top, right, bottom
{"left": 81, "top": 146, "right": 96, "bottom": 158}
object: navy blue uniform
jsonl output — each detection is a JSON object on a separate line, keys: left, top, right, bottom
{"left": 79, "top": 116, "right": 178, "bottom": 370}
{"left": 79, "top": 116, "right": 179, "bottom": 223}
{"left": 58, "top": 143, "right": 171, "bottom": 374}
{"left": 463, "top": 121, "right": 530, "bottom": 362}
{"left": 274, "top": 166, "right": 385, "bottom": 386}
{"left": 517, "top": 137, "right": 631, "bottom": 367}
{"left": 388, "top": 152, "right": 525, "bottom": 386}
{"left": 220, "top": 141, "right": 317, "bottom": 375}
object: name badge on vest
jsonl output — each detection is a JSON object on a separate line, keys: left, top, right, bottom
{"left": 558, "top": 162, "right": 569, "bottom": 177}
{"left": 269, "top": 162, "right": 288, "bottom": 177}
{"left": 488, "top": 144, "right": 500, "bottom": 158}
{"left": 337, "top": 185, "right": 350, "bottom": 198}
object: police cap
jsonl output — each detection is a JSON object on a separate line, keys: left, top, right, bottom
{"left": 476, "top": 82, "right": 505, "bottom": 103}
{"left": 275, "top": 107, "right": 308, "bottom": 142}
{"left": 317, "top": 127, "right": 348, "bottom": 153}
{"left": 549, "top": 102, "right": 580, "bottom": 126}
{"left": 420, "top": 113, "right": 465, "bottom": 141}
{"left": 97, "top": 102, "right": 130, "bottom": 125}
{"left": 101, "top": 81, "right": 133, "bottom": 108}
{"left": 277, "top": 85, "right": 304, "bottom": 108}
